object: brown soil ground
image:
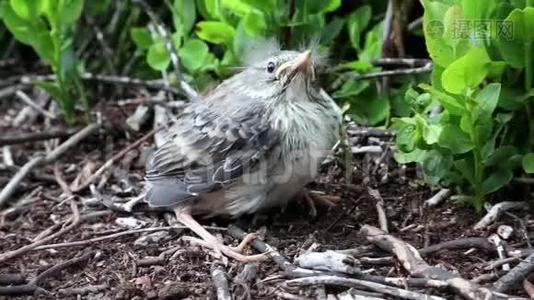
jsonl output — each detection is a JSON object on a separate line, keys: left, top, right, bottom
{"left": 1, "top": 96, "right": 532, "bottom": 300}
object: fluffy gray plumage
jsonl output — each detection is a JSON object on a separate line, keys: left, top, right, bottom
{"left": 145, "top": 48, "right": 341, "bottom": 217}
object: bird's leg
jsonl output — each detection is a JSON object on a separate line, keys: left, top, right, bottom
{"left": 174, "top": 208, "right": 268, "bottom": 263}
{"left": 297, "top": 189, "right": 340, "bottom": 217}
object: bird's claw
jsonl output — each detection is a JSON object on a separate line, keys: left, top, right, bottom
{"left": 299, "top": 190, "right": 341, "bottom": 217}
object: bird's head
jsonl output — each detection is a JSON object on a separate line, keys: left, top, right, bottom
{"left": 222, "top": 47, "right": 325, "bottom": 103}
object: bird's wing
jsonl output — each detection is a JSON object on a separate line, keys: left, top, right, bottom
{"left": 145, "top": 101, "right": 279, "bottom": 208}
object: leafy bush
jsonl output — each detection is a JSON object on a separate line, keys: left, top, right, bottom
{"left": 394, "top": 0, "right": 534, "bottom": 210}
{"left": 130, "top": 0, "right": 402, "bottom": 125}
{"left": 0, "top": 0, "right": 87, "bottom": 123}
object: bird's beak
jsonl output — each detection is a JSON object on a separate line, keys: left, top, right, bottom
{"left": 292, "top": 50, "right": 312, "bottom": 73}
{"left": 275, "top": 50, "right": 313, "bottom": 80}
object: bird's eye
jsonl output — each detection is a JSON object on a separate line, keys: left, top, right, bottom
{"left": 266, "top": 61, "right": 275, "bottom": 73}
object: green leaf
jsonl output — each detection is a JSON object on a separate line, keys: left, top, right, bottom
{"left": 419, "top": 83, "right": 464, "bottom": 115}
{"left": 241, "top": 0, "right": 275, "bottom": 12}
{"left": 0, "top": 2, "right": 33, "bottom": 44}
{"left": 441, "top": 47, "right": 490, "bottom": 94}
{"left": 323, "top": 0, "right": 341, "bottom": 13}
{"left": 130, "top": 27, "right": 152, "bottom": 50}
{"left": 476, "top": 83, "right": 501, "bottom": 115}
{"left": 303, "top": 0, "right": 340, "bottom": 14}
{"left": 36, "top": 31, "right": 57, "bottom": 65}
{"left": 495, "top": 8, "right": 534, "bottom": 68}
{"left": 366, "top": 97, "right": 390, "bottom": 125}
{"left": 424, "top": 124, "right": 442, "bottom": 144}
{"left": 147, "top": 41, "right": 170, "bottom": 71}
{"left": 347, "top": 5, "right": 371, "bottom": 50}
{"left": 485, "top": 145, "right": 517, "bottom": 167}
{"left": 394, "top": 148, "right": 425, "bottom": 164}
{"left": 9, "top": 0, "right": 41, "bottom": 20}
{"left": 173, "top": 0, "right": 196, "bottom": 38}
{"left": 482, "top": 169, "right": 513, "bottom": 195}
{"left": 196, "top": 21, "right": 235, "bottom": 45}
{"left": 396, "top": 123, "right": 418, "bottom": 153}
{"left": 0, "top": 1, "right": 54, "bottom": 64}
{"left": 179, "top": 39, "right": 209, "bottom": 73}
{"left": 359, "top": 22, "right": 383, "bottom": 64}
{"left": 221, "top": 0, "right": 251, "bottom": 16}
{"left": 243, "top": 10, "right": 266, "bottom": 36}
{"left": 333, "top": 80, "right": 370, "bottom": 98}
{"left": 462, "top": 0, "right": 496, "bottom": 19}
{"left": 454, "top": 158, "right": 475, "bottom": 185}
{"left": 36, "top": 81, "right": 73, "bottom": 116}
{"left": 196, "top": 0, "right": 221, "bottom": 19}
{"left": 438, "top": 125, "right": 474, "bottom": 154}
{"left": 522, "top": 153, "right": 534, "bottom": 173}
{"left": 58, "top": 0, "right": 84, "bottom": 26}
{"left": 421, "top": 0, "right": 455, "bottom": 67}
{"left": 321, "top": 17, "right": 345, "bottom": 44}
{"left": 422, "top": 150, "right": 453, "bottom": 185}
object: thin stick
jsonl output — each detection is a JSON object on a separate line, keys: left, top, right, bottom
{"left": 0, "top": 85, "right": 21, "bottom": 100}
{"left": 233, "top": 263, "right": 258, "bottom": 300}
{"left": 33, "top": 225, "right": 226, "bottom": 251}
{"left": 0, "top": 129, "right": 78, "bottom": 146}
{"left": 72, "top": 128, "right": 158, "bottom": 192}
{"left": 424, "top": 189, "right": 451, "bottom": 207}
{"left": 287, "top": 275, "right": 447, "bottom": 300}
{"left": 331, "top": 62, "right": 432, "bottom": 90}
{"left": 0, "top": 124, "right": 98, "bottom": 207}
{"left": 474, "top": 201, "right": 528, "bottom": 230}
{"left": 494, "top": 252, "right": 534, "bottom": 293}
{"left": 360, "top": 225, "right": 504, "bottom": 300}
{"left": 0, "top": 252, "right": 94, "bottom": 296}
{"left": 0, "top": 200, "right": 80, "bottom": 263}
{"left": 367, "top": 188, "right": 388, "bottom": 232}
{"left": 45, "top": 123, "right": 99, "bottom": 162}
{"left": 211, "top": 263, "right": 232, "bottom": 300}
{"left": 20, "top": 73, "right": 182, "bottom": 95}
{"left": 418, "top": 237, "right": 496, "bottom": 256}
{"left": 373, "top": 58, "right": 430, "bottom": 67}
{"left": 15, "top": 90, "right": 56, "bottom": 120}
{"left": 0, "top": 156, "right": 44, "bottom": 207}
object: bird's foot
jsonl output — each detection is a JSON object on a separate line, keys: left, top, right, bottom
{"left": 182, "top": 235, "right": 268, "bottom": 263}
{"left": 229, "top": 232, "right": 260, "bottom": 253}
{"left": 298, "top": 189, "right": 340, "bottom": 217}
{"left": 175, "top": 208, "right": 269, "bottom": 263}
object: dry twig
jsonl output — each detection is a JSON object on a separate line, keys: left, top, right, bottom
{"left": 0, "top": 123, "right": 99, "bottom": 207}
{"left": 494, "top": 252, "right": 534, "bottom": 293}
{"left": 34, "top": 225, "right": 224, "bottom": 250}
{"left": 233, "top": 264, "right": 258, "bottom": 300}
{"left": 72, "top": 128, "right": 158, "bottom": 192}
{"left": 418, "top": 237, "right": 497, "bottom": 256}
{"left": 424, "top": 189, "right": 451, "bottom": 207}
{"left": 367, "top": 188, "right": 388, "bottom": 232}
{"left": 287, "top": 275, "right": 446, "bottom": 300}
{"left": 0, "top": 200, "right": 81, "bottom": 263}
{"left": 360, "top": 225, "right": 506, "bottom": 300}
{"left": 474, "top": 202, "right": 528, "bottom": 230}
{"left": 15, "top": 90, "right": 56, "bottom": 120}
{"left": 0, "top": 252, "right": 94, "bottom": 296}
{"left": 211, "top": 263, "right": 232, "bottom": 300}
{"left": 0, "top": 129, "right": 78, "bottom": 146}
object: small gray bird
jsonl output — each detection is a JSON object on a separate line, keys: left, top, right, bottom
{"left": 145, "top": 47, "right": 341, "bottom": 261}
